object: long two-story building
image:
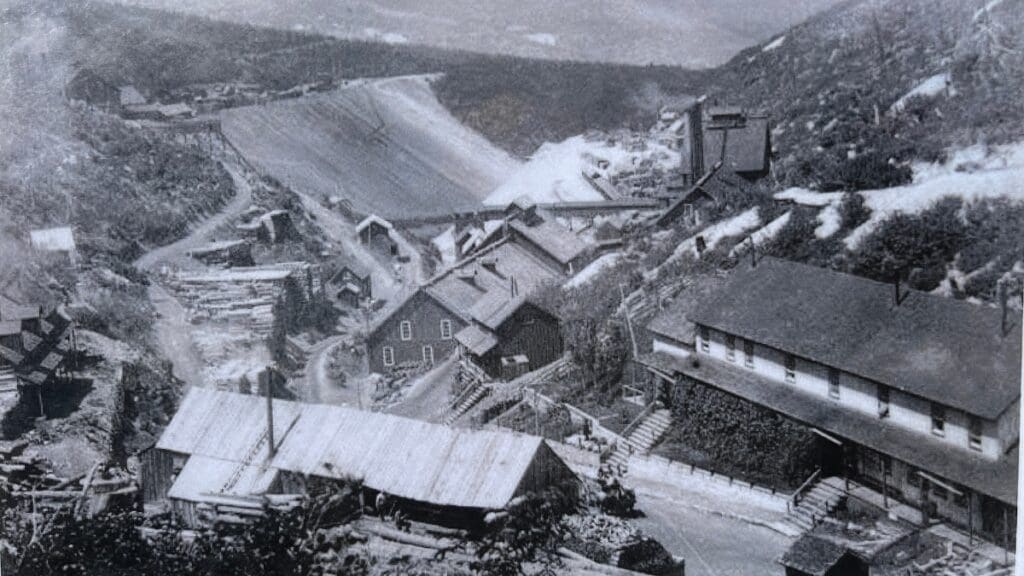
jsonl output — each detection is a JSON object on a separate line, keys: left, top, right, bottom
{"left": 640, "top": 257, "right": 1019, "bottom": 544}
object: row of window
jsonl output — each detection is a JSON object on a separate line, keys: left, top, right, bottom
{"left": 399, "top": 319, "right": 452, "bottom": 341}
{"left": 381, "top": 345, "right": 436, "bottom": 367}
{"left": 701, "top": 325, "right": 985, "bottom": 453}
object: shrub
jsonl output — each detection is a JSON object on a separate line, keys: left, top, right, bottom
{"left": 838, "top": 192, "right": 871, "bottom": 231}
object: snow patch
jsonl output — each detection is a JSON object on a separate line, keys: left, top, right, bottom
{"left": 670, "top": 208, "right": 761, "bottom": 260}
{"left": 775, "top": 188, "right": 842, "bottom": 207}
{"left": 485, "top": 135, "right": 679, "bottom": 206}
{"left": 525, "top": 32, "right": 558, "bottom": 46}
{"left": 891, "top": 72, "right": 951, "bottom": 113}
{"left": 974, "top": 0, "right": 1008, "bottom": 21}
{"left": 815, "top": 202, "right": 842, "bottom": 239}
{"left": 431, "top": 225, "right": 457, "bottom": 265}
{"left": 730, "top": 211, "right": 791, "bottom": 257}
{"left": 762, "top": 35, "right": 786, "bottom": 52}
{"left": 363, "top": 27, "right": 408, "bottom": 44}
{"left": 564, "top": 252, "right": 621, "bottom": 289}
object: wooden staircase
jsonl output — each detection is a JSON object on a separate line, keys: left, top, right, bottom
{"left": 782, "top": 476, "right": 846, "bottom": 533}
{"left": 608, "top": 408, "right": 673, "bottom": 470}
{"left": 0, "top": 366, "right": 19, "bottom": 395}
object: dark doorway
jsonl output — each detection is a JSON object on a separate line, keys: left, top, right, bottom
{"left": 815, "top": 433, "right": 844, "bottom": 478}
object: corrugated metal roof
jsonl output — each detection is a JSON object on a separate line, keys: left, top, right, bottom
{"left": 159, "top": 389, "right": 562, "bottom": 510}
{"left": 157, "top": 388, "right": 302, "bottom": 461}
{"left": 0, "top": 321, "right": 20, "bottom": 336}
{"left": 272, "top": 403, "right": 545, "bottom": 509}
{"left": 168, "top": 454, "right": 278, "bottom": 503}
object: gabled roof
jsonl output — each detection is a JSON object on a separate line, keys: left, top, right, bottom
{"left": 271, "top": 401, "right": 557, "bottom": 509}
{"left": 329, "top": 258, "right": 372, "bottom": 283}
{"left": 356, "top": 214, "right": 393, "bottom": 233}
{"left": 157, "top": 387, "right": 303, "bottom": 461}
{"left": 168, "top": 454, "right": 278, "bottom": 503}
{"left": 160, "top": 389, "right": 571, "bottom": 510}
{"left": 509, "top": 219, "right": 589, "bottom": 265}
{"left": 687, "top": 257, "right": 1022, "bottom": 419}
{"left": 779, "top": 534, "right": 850, "bottom": 576}
{"left": 119, "top": 85, "right": 146, "bottom": 106}
{"left": 0, "top": 303, "right": 42, "bottom": 321}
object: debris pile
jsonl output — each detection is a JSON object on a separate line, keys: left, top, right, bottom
{"left": 562, "top": 513, "right": 678, "bottom": 575}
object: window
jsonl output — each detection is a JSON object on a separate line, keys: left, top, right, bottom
{"left": 743, "top": 340, "right": 754, "bottom": 368}
{"left": 931, "top": 484, "right": 948, "bottom": 501}
{"left": 382, "top": 346, "right": 395, "bottom": 367}
{"left": 828, "top": 368, "right": 840, "bottom": 400}
{"left": 440, "top": 319, "right": 452, "bottom": 340}
{"left": 784, "top": 354, "right": 796, "bottom": 383}
{"left": 399, "top": 320, "right": 412, "bottom": 341}
{"left": 699, "top": 326, "right": 710, "bottom": 352}
{"left": 931, "top": 404, "right": 945, "bottom": 436}
{"left": 877, "top": 385, "right": 890, "bottom": 418}
{"left": 968, "top": 417, "right": 983, "bottom": 452}
{"left": 725, "top": 335, "right": 736, "bottom": 362}
{"left": 422, "top": 345, "right": 434, "bottom": 364}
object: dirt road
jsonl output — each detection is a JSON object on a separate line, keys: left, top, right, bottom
{"left": 134, "top": 161, "right": 254, "bottom": 389}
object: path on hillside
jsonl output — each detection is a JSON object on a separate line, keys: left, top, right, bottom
{"left": 133, "top": 163, "right": 253, "bottom": 271}
{"left": 135, "top": 162, "right": 254, "bottom": 389}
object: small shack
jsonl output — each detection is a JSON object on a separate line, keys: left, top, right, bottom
{"left": 29, "top": 227, "right": 78, "bottom": 266}
{"left": 186, "top": 240, "right": 253, "bottom": 267}
{"left": 356, "top": 214, "right": 397, "bottom": 256}
{"left": 326, "top": 259, "right": 373, "bottom": 308}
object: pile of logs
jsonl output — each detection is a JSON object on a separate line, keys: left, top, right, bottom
{"left": 193, "top": 493, "right": 303, "bottom": 530}
{"left": 1, "top": 441, "right": 137, "bottom": 517}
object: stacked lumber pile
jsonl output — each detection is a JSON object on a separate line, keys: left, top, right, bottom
{"left": 562, "top": 513, "right": 678, "bottom": 575}
{"left": 192, "top": 493, "right": 303, "bottom": 530}
{"left": 1, "top": 443, "right": 137, "bottom": 517}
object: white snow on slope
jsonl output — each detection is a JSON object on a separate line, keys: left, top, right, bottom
{"left": 891, "top": 72, "right": 952, "bottom": 113}
{"left": 730, "top": 211, "right": 791, "bottom": 257}
{"left": 525, "top": 32, "right": 558, "bottom": 46}
{"left": 974, "top": 0, "right": 1008, "bottom": 21}
{"left": 485, "top": 135, "right": 680, "bottom": 206}
{"left": 762, "top": 35, "right": 786, "bottom": 52}
{"left": 564, "top": 252, "right": 621, "bottom": 289}
{"left": 815, "top": 202, "right": 842, "bottom": 239}
{"left": 672, "top": 208, "right": 762, "bottom": 260}
{"left": 775, "top": 142, "right": 1024, "bottom": 247}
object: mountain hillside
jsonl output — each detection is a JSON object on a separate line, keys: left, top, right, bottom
{"left": 706, "top": 0, "right": 1024, "bottom": 190}
{"left": 112, "top": 0, "right": 845, "bottom": 68}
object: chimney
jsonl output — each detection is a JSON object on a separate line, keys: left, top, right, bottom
{"left": 688, "top": 96, "right": 707, "bottom": 183}
{"left": 262, "top": 368, "right": 276, "bottom": 459}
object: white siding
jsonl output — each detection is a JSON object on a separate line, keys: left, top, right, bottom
{"left": 693, "top": 325, "right": 1005, "bottom": 459}
{"left": 653, "top": 338, "right": 690, "bottom": 360}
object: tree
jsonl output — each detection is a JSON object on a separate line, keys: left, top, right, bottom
{"left": 472, "top": 484, "right": 577, "bottom": 576}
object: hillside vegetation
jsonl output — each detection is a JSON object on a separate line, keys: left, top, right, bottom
{"left": 707, "top": 0, "right": 1024, "bottom": 189}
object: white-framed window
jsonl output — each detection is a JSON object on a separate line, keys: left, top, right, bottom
{"left": 422, "top": 345, "right": 434, "bottom": 365}
{"left": 699, "top": 325, "right": 710, "bottom": 353}
{"left": 725, "top": 334, "right": 736, "bottom": 362}
{"left": 784, "top": 354, "right": 796, "bottom": 383}
{"left": 440, "top": 319, "right": 452, "bottom": 340}
{"left": 828, "top": 368, "right": 840, "bottom": 400}
{"left": 743, "top": 339, "right": 754, "bottom": 368}
{"left": 968, "top": 417, "right": 983, "bottom": 451}
{"left": 877, "top": 385, "right": 890, "bottom": 418}
{"left": 399, "top": 320, "right": 412, "bottom": 341}
{"left": 931, "top": 403, "right": 945, "bottom": 436}
{"left": 382, "top": 346, "right": 395, "bottom": 367}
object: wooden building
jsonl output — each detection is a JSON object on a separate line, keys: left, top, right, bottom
{"left": 145, "top": 388, "right": 577, "bottom": 529}
{"left": 640, "top": 257, "right": 1020, "bottom": 546}
{"left": 326, "top": 259, "right": 373, "bottom": 308}
{"left": 185, "top": 240, "right": 254, "bottom": 267}
{"left": 366, "top": 237, "right": 566, "bottom": 378}
{"left": 356, "top": 214, "right": 398, "bottom": 256}
{"left": 0, "top": 301, "right": 75, "bottom": 414}
{"left": 677, "top": 98, "right": 771, "bottom": 186}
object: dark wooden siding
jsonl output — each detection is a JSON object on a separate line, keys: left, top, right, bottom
{"left": 491, "top": 303, "right": 563, "bottom": 376}
{"left": 367, "top": 291, "right": 466, "bottom": 373}
{"left": 140, "top": 447, "right": 177, "bottom": 503}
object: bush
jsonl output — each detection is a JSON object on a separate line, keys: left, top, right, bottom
{"left": 848, "top": 197, "right": 967, "bottom": 288}
{"left": 838, "top": 192, "right": 871, "bottom": 231}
